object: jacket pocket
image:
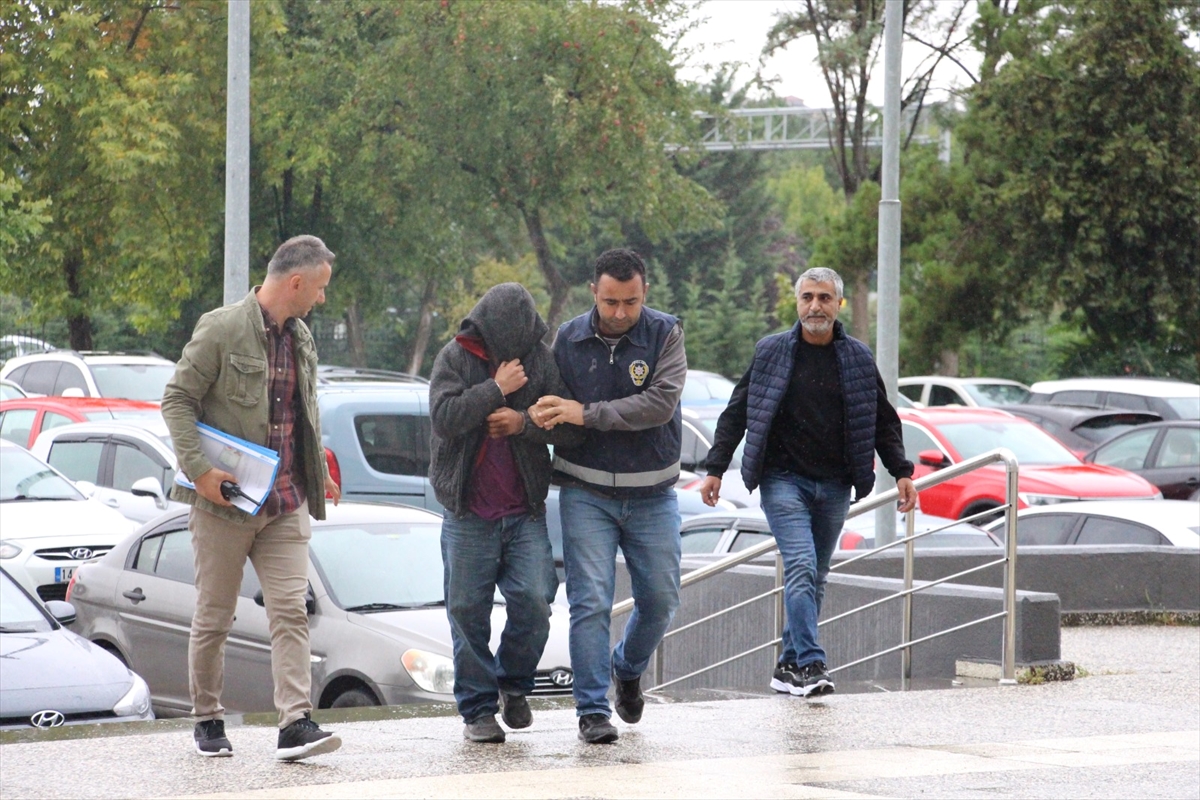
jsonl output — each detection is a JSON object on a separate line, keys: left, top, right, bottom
{"left": 226, "top": 353, "right": 266, "bottom": 407}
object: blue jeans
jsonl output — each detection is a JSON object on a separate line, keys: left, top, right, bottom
{"left": 559, "top": 486, "right": 681, "bottom": 718}
{"left": 441, "top": 511, "right": 558, "bottom": 724}
{"left": 758, "top": 471, "right": 852, "bottom": 668}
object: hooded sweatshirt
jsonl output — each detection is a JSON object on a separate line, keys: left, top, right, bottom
{"left": 428, "top": 283, "right": 583, "bottom": 517}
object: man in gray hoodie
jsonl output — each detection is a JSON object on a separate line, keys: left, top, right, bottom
{"left": 429, "top": 283, "right": 582, "bottom": 744}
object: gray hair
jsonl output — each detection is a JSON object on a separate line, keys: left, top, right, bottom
{"left": 795, "top": 267, "right": 843, "bottom": 300}
{"left": 267, "top": 235, "right": 336, "bottom": 275}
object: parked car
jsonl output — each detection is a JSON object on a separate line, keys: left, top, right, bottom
{"left": 984, "top": 500, "right": 1200, "bottom": 547}
{"left": 1027, "top": 377, "right": 1200, "bottom": 421}
{"left": 0, "top": 441, "right": 135, "bottom": 602}
{"left": 678, "top": 507, "right": 999, "bottom": 557}
{"left": 0, "top": 379, "right": 28, "bottom": 401}
{"left": 999, "top": 404, "right": 1162, "bottom": 457}
{"left": 0, "top": 567, "right": 153, "bottom": 730}
{"left": 0, "top": 396, "right": 162, "bottom": 449}
{"left": 66, "top": 502, "right": 573, "bottom": 716}
{"left": 1083, "top": 421, "right": 1200, "bottom": 501}
{"left": 0, "top": 351, "right": 176, "bottom": 401}
{"left": 0, "top": 334, "right": 55, "bottom": 360}
{"left": 30, "top": 419, "right": 183, "bottom": 523}
{"left": 317, "top": 365, "right": 429, "bottom": 385}
{"left": 898, "top": 407, "right": 1161, "bottom": 521}
{"left": 316, "top": 379, "right": 732, "bottom": 564}
{"left": 681, "top": 369, "right": 736, "bottom": 406}
{"left": 898, "top": 376, "right": 1031, "bottom": 408}
{"left": 675, "top": 404, "right": 755, "bottom": 507}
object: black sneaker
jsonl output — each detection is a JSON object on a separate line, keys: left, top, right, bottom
{"left": 797, "top": 661, "right": 835, "bottom": 697}
{"left": 612, "top": 665, "right": 644, "bottom": 724}
{"left": 276, "top": 713, "right": 342, "bottom": 761}
{"left": 578, "top": 713, "right": 619, "bottom": 744}
{"left": 769, "top": 661, "right": 803, "bottom": 695}
{"left": 463, "top": 714, "right": 506, "bottom": 743}
{"left": 499, "top": 692, "right": 532, "bottom": 730}
{"left": 194, "top": 719, "right": 233, "bottom": 757}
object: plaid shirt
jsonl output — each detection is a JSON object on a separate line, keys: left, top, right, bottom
{"left": 259, "top": 304, "right": 305, "bottom": 517}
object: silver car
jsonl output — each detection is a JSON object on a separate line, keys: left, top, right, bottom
{"left": 66, "top": 502, "right": 573, "bottom": 716}
{"left": 1, "top": 567, "right": 153, "bottom": 730}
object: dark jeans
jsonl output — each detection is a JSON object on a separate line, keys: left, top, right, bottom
{"left": 758, "top": 470, "right": 852, "bottom": 668}
{"left": 441, "top": 511, "right": 558, "bottom": 724}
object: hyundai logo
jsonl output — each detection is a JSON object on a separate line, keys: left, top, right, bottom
{"left": 69, "top": 548, "right": 93, "bottom": 560}
{"left": 30, "top": 710, "right": 65, "bottom": 729}
{"left": 549, "top": 668, "right": 573, "bottom": 687}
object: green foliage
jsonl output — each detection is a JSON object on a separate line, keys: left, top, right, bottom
{"left": 0, "top": 170, "right": 51, "bottom": 272}
{"left": 961, "top": 0, "right": 1200, "bottom": 376}
{"left": 677, "top": 246, "right": 770, "bottom": 377}
{"left": 767, "top": 164, "right": 843, "bottom": 256}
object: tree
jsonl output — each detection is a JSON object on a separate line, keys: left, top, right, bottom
{"left": 678, "top": 246, "right": 770, "bottom": 377}
{"left": 0, "top": 2, "right": 227, "bottom": 348}
{"left": 385, "top": 0, "right": 720, "bottom": 332}
{"left": 962, "top": 0, "right": 1200, "bottom": 376}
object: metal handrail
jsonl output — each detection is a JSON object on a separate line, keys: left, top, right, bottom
{"left": 612, "top": 447, "right": 1020, "bottom": 689}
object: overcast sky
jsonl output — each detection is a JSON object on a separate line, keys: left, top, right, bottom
{"left": 673, "top": 0, "right": 979, "bottom": 108}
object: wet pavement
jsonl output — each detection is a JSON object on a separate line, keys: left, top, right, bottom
{"left": 1, "top": 625, "right": 1196, "bottom": 799}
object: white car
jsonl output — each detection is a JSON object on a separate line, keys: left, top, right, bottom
{"left": 0, "top": 441, "right": 135, "bottom": 602}
{"left": 898, "top": 376, "right": 1031, "bottom": 408}
{"left": 985, "top": 500, "right": 1200, "bottom": 548}
{"left": 30, "top": 419, "right": 182, "bottom": 524}
{"left": 0, "top": 351, "right": 176, "bottom": 401}
{"left": 1028, "top": 377, "right": 1200, "bottom": 421}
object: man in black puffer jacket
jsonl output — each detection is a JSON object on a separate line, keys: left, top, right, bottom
{"left": 428, "top": 283, "right": 582, "bottom": 744}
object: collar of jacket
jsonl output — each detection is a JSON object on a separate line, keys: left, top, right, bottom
{"left": 567, "top": 306, "right": 651, "bottom": 349}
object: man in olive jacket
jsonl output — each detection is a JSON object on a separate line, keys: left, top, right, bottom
{"left": 161, "top": 235, "right": 342, "bottom": 761}
{"left": 429, "top": 282, "right": 582, "bottom": 744}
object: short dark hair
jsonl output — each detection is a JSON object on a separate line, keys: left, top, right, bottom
{"left": 593, "top": 248, "right": 646, "bottom": 284}
{"left": 267, "top": 235, "right": 336, "bottom": 275}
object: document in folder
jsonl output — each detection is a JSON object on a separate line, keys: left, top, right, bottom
{"left": 174, "top": 423, "right": 280, "bottom": 515}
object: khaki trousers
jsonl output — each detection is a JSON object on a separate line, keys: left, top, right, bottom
{"left": 188, "top": 500, "right": 312, "bottom": 728}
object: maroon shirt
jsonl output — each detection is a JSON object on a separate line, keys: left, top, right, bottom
{"left": 456, "top": 334, "right": 528, "bottom": 520}
{"left": 259, "top": 303, "right": 305, "bottom": 517}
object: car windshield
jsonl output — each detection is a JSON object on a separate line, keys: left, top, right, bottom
{"left": 963, "top": 384, "right": 1030, "bottom": 407}
{"left": 937, "top": 422, "right": 1079, "bottom": 465}
{"left": 89, "top": 364, "right": 175, "bottom": 401}
{"left": 1165, "top": 396, "right": 1200, "bottom": 420}
{"left": 682, "top": 373, "right": 736, "bottom": 404}
{"left": 0, "top": 573, "right": 52, "bottom": 633}
{"left": 308, "top": 522, "right": 448, "bottom": 609}
{"left": 0, "top": 448, "right": 84, "bottom": 502}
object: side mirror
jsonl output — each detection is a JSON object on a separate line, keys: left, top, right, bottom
{"left": 45, "top": 600, "right": 77, "bottom": 625}
{"left": 130, "top": 477, "right": 168, "bottom": 510}
{"left": 75, "top": 480, "right": 97, "bottom": 498}
{"left": 254, "top": 583, "right": 317, "bottom": 615}
{"left": 61, "top": 387, "right": 86, "bottom": 398}
{"left": 918, "top": 449, "right": 951, "bottom": 469}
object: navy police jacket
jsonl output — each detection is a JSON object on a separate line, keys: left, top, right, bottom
{"left": 551, "top": 306, "right": 682, "bottom": 498}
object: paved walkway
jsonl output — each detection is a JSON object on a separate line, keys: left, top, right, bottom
{"left": 1, "top": 626, "right": 1197, "bottom": 799}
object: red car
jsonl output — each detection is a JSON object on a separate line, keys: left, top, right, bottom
{"left": 0, "top": 397, "right": 161, "bottom": 450}
{"left": 899, "top": 407, "right": 1161, "bottom": 520}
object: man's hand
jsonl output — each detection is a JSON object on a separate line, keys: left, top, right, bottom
{"left": 325, "top": 475, "right": 341, "bottom": 506}
{"left": 535, "top": 395, "right": 585, "bottom": 428}
{"left": 487, "top": 407, "right": 525, "bottom": 438}
{"left": 699, "top": 475, "right": 722, "bottom": 507}
{"left": 494, "top": 359, "right": 527, "bottom": 396}
{"left": 896, "top": 477, "right": 918, "bottom": 513}
{"left": 195, "top": 467, "right": 237, "bottom": 507}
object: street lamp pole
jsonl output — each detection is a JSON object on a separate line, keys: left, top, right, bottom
{"left": 223, "top": 0, "right": 250, "bottom": 306}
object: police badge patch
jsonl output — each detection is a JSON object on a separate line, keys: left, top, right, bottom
{"left": 629, "top": 360, "right": 650, "bottom": 386}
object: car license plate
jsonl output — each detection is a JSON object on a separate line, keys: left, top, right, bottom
{"left": 55, "top": 567, "right": 75, "bottom": 583}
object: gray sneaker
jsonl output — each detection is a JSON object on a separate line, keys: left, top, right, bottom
{"left": 464, "top": 714, "right": 506, "bottom": 743}
{"left": 194, "top": 719, "right": 233, "bottom": 757}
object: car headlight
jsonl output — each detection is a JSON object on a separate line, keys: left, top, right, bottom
{"left": 0, "top": 541, "right": 21, "bottom": 559}
{"left": 401, "top": 649, "right": 455, "bottom": 694}
{"left": 1018, "top": 493, "right": 1081, "bottom": 506}
{"left": 113, "top": 674, "right": 153, "bottom": 718}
